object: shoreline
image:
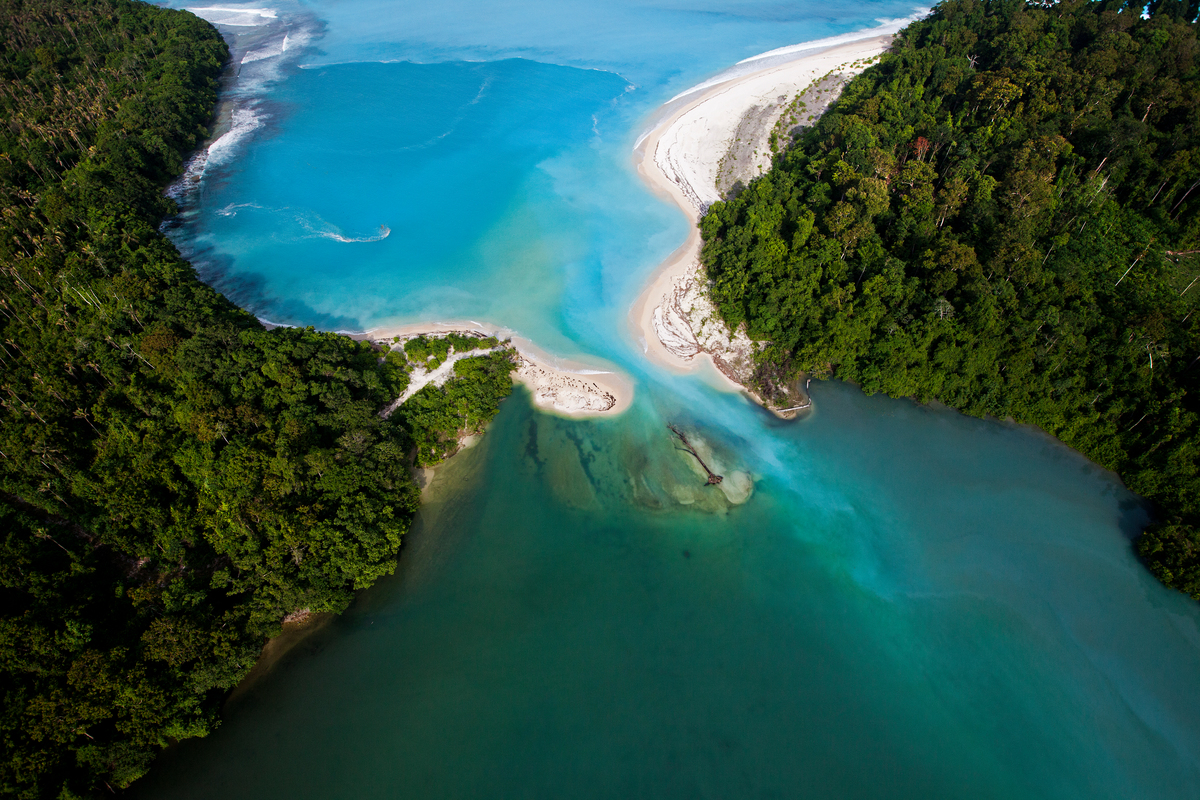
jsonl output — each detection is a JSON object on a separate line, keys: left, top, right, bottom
{"left": 629, "top": 33, "right": 896, "bottom": 414}
{"left": 357, "top": 321, "right": 634, "bottom": 418}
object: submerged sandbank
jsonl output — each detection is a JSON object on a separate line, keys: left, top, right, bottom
{"left": 362, "top": 321, "right": 634, "bottom": 418}
{"left": 629, "top": 33, "right": 895, "bottom": 414}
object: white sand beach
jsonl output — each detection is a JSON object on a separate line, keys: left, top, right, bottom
{"left": 630, "top": 33, "right": 894, "bottom": 409}
{"left": 358, "top": 34, "right": 895, "bottom": 421}
{"left": 363, "top": 321, "right": 633, "bottom": 418}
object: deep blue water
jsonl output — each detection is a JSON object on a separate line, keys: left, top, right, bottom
{"left": 144, "top": 1, "right": 1200, "bottom": 796}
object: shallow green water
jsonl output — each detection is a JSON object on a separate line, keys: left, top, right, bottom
{"left": 141, "top": 383, "right": 1200, "bottom": 799}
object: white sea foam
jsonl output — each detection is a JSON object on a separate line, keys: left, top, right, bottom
{"left": 318, "top": 225, "right": 391, "bottom": 243}
{"left": 469, "top": 75, "right": 492, "bottom": 105}
{"left": 243, "top": 39, "right": 285, "bottom": 64}
{"left": 187, "top": 6, "right": 277, "bottom": 26}
{"left": 393, "top": 77, "right": 492, "bottom": 152}
{"left": 281, "top": 29, "right": 312, "bottom": 55}
{"left": 241, "top": 28, "right": 309, "bottom": 68}
{"left": 208, "top": 106, "right": 267, "bottom": 167}
{"left": 298, "top": 215, "right": 392, "bottom": 243}
{"left": 216, "top": 202, "right": 262, "bottom": 217}
{"left": 165, "top": 105, "right": 266, "bottom": 203}
{"left": 165, "top": 149, "right": 206, "bottom": 202}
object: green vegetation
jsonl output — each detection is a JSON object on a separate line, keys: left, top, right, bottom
{"left": 400, "top": 332, "right": 500, "bottom": 370}
{"left": 394, "top": 350, "right": 518, "bottom": 466}
{"left": 386, "top": 333, "right": 515, "bottom": 465}
{"left": 700, "top": 0, "right": 1200, "bottom": 596}
{"left": 404, "top": 334, "right": 453, "bottom": 368}
{"left": 444, "top": 331, "right": 500, "bottom": 353}
{"left": 0, "top": 2, "right": 514, "bottom": 796}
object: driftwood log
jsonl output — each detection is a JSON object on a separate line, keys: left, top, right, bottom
{"left": 667, "top": 424, "right": 723, "bottom": 485}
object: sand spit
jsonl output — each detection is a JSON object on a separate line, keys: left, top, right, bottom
{"left": 631, "top": 33, "right": 895, "bottom": 417}
{"left": 512, "top": 355, "right": 623, "bottom": 416}
{"left": 363, "top": 321, "right": 633, "bottom": 418}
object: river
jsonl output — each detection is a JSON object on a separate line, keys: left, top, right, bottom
{"left": 140, "top": 1, "right": 1200, "bottom": 796}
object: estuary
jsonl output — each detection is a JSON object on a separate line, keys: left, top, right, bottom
{"left": 141, "top": 1, "right": 1200, "bottom": 796}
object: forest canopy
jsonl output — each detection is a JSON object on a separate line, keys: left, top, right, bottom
{"left": 701, "top": 0, "right": 1200, "bottom": 598}
{"left": 0, "top": 1, "right": 514, "bottom": 797}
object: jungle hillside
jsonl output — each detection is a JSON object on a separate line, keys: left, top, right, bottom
{"left": 0, "top": 1, "right": 514, "bottom": 797}
{"left": 701, "top": 0, "right": 1200, "bottom": 598}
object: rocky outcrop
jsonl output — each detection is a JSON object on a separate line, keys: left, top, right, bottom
{"left": 514, "top": 356, "right": 618, "bottom": 414}
{"left": 651, "top": 261, "right": 810, "bottom": 418}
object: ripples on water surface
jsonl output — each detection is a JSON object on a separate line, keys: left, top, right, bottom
{"left": 147, "top": 0, "right": 1200, "bottom": 796}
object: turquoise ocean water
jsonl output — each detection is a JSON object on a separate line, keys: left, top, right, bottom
{"left": 143, "top": 1, "right": 1200, "bottom": 797}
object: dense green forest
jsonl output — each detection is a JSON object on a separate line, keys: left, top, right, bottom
{"left": 0, "top": 2, "right": 514, "bottom": 797}
{"left": 701, "top": 0, "right": 1200, "bottom": 597}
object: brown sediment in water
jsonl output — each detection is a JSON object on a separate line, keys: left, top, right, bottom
{"left": 225, "top": 611, "right": 335, "bottom": 707}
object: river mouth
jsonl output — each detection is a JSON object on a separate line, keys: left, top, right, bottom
{"left": 142, "top": 1, "right": 1200, "bottom": 797}
{"left": 139, "top": 379, "right": 1200, "bottom": 799}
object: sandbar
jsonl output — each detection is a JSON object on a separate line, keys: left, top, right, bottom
{"left": 629, "top": 33, "right": 896, "bottom": 400}
{"left": 362, "top": 320, "right": 633, "bottom": 418}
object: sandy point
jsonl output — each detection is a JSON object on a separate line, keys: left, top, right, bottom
{"left": 359, "top": 320, "right": 634, "bottom": 419}
{"left": 629, "top": 33, "right": 896, "bottom": 384}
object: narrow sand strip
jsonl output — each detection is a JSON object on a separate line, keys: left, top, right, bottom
{"left": 630, "top": 34, "right": 895, "bottom": 386}
{"left": 352, "top": 34, "right": 896, "bottom": 420}
{"left": 362, "top": 321, "right": 633, "bottom": 418}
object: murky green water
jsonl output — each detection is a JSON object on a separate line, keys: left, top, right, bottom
{"left": 142, "top": 383, "right": 1200, "bottom": 799}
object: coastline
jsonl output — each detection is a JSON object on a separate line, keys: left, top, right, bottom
{"left": 226, "top": 323, "right": 635, "bottom": 699}
{"left": 227, "top": 32, "right": 897, "bottom": 706}
{"left": 629, "top": 33, "right": 895, "bottom": 415}
{"left": 212, "top": 25, "right": 893, "bottom": 732}
{"left": 224, "top": 611, "right": 335, "bottom": 708}
{"left": 358, "top": 321, "right": 634, "bottom": 418}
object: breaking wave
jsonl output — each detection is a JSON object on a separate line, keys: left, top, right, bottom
{"left": 216, "top": 202, "right": 263, "bottom": 217}
{"left": 164, "top": 3, "right": 321, "bottom": 212}
{"left": 186, "top": 5, "right": 278, "bottom": 26}
{"left": 314, "top": 224, "right": 392, "bottom": 243}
